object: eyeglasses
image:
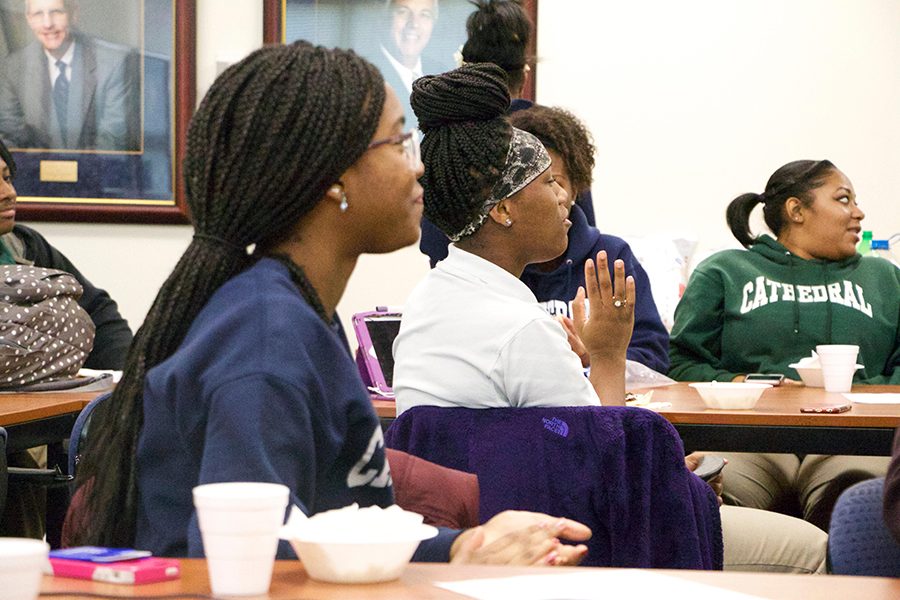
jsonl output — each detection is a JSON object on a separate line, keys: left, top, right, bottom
{"left": 367, "top": 131, "right": 420, "bottom": 167}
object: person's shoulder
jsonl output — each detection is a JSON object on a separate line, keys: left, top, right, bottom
{"left": 10, "top": 224, "right": 49, "bottom": 247}
{"left": 856, "top": 255, "right": 900, "bottom": 280}
{"left": 695, "top": 247, "right": 749, "bottom": 269}
{"left": 592, "top": 232, "right": 633, "bottom": 257}
{"left": 186, "top": 260, "right": 345, "bottom": 368}
{"left": 686, "top": 248, "right": 753, "bottom": 281}
{"left": 213, "top": 259, "right": 311, "bottom": 315}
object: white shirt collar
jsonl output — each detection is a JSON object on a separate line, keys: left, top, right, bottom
{"left": 45, "top": 41, "right": 76, "bottom": 84}
{"left": 439, "top": 245, "right": 538, "bottom": 304}
{"left": 380, "top": 45, "right": 423, "bottom": 92}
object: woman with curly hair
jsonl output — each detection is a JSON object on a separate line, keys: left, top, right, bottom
{"left": 510, "top": 105, "right": 669, "bottom": 373}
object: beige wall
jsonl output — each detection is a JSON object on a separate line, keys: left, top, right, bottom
{"left": 536, "top": 0, "right": 900, "bottom": 258}
{"left": 20, "top": 0, "right": 900, "bottom": 333}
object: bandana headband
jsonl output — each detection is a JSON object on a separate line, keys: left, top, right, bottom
{"left": 448, "top": 128, "right": 551, "bottom": 242}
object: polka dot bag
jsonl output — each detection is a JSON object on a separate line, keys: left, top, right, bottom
{"left": 0, "top": 265, "right": 95, "bottom": 390}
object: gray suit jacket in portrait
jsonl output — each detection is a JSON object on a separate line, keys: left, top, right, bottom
{"left": 0, "top": 32, "right": 138, "bottom": 151}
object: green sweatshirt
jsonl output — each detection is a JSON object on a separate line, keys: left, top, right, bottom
{"left": 669, "top": 235, "right": 900, "bottom": 384}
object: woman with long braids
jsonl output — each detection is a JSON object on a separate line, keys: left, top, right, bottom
{"left": 70, "top": 42, "right": 591, "bottom": 564}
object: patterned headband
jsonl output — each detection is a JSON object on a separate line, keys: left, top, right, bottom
{"left": 449, "top": 127, "right": 551, "bottom": 242}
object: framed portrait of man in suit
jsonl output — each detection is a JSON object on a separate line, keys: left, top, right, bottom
{"left": 0, "top": 0, "right": 194, "bottom": 223}
{"left": 263, "top": 0, "right": 537, "bottom": 133}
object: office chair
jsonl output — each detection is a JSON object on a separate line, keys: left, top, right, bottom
{"left": 829, "top": 477, "right": 900, "bottom": 576}
{"left": 67, "top": 392, "right": 112, "bottom": 479}
{"left": 1, "top": 426, "right": 71, "bottom": 546}
{"left": 0, "top": 393, "right": 110, "bottom": 546}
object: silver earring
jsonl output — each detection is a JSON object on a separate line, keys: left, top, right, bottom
{"left": 504, "top": 218, "right": 512, "bottom": 227}
{"left": 339, "top": 190, "right": 349, "bottom": 213}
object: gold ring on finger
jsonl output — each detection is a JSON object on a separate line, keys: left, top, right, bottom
{"left": 613, "top": 298, "right": 627, "bottom": 308}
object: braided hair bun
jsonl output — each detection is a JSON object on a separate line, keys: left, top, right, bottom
{"left": 411, "top": 63, "right": 513, "bottom": 239}
{"left": 411, "top": 63, "right": 510, "bottom": 130}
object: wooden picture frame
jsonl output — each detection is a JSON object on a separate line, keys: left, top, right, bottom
{"left": 0, "top": 0, "right": 195, "bottom": 224}
{"left": 262, "top": 0, "right": 538, "bottom": 102}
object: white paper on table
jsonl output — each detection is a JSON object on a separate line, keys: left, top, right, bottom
{"left": 843, "top": 393, "right": 900, "bottom": 405}
{"left": 436, "top": 570, "right": 765, "bottom": 600}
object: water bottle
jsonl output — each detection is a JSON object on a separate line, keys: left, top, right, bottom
{"left": 857, "top": 230, "right": 872, "bottom": 255}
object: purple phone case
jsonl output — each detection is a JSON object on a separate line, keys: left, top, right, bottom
{"left": 351, "top": 309, "right": 402, "bottom": 397}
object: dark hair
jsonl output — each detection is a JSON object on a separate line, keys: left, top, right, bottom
{"left": 73, "top": 41, "right": 385, "bottom": 546}
{"left": 461, "top": 0, "right": 531, "bottom": 95}
{"left": 726, "top": 159, "right": 837, "bottom": 248}
{"left": 411, "top": 62, "right": 511, "bottom": 239}
{"left": 509, "top": 105, "right": 594, "bottom": 194}
{"left": 0, "top": 137, "right": 15, "bottom": 178}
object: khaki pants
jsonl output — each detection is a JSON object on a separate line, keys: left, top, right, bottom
{"left": 718, "top": 452, "right": 889, "bottom": 531}
{"left": 721, "top": 505, "right": 827, "bottom": 573}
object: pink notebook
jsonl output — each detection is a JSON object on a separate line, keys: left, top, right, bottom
{"left": 47, "top": 557, "right": 181, "bottom": 585}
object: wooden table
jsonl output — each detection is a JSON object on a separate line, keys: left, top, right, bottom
{"left": 651, "top": 383, "right": 900, "bottom": 455}
{"left": 39, "top": 559, "right": 900, "bottom": 599}
{"left": 373, "top": 384, "right": 900, "bottom": 456}
{"left": 0, "top": 391, "right": 95, "bottom": 453}
{"left": 1, "top": 391, "right": 96, "bottom": 546}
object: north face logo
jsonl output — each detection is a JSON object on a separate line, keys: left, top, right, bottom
{"left": 542, "top": 417, "right": 569, "bottom": 437}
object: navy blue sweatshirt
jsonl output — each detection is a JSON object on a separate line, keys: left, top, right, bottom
{"left": 520, "top": 205, "right": 670, "bottom": 373}
{"left": 135, "top": 258, "right": 457, "bottom": 560}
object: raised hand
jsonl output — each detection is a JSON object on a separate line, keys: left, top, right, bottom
{"left": 570, "top": 251, "right": 635, "bottom": 405}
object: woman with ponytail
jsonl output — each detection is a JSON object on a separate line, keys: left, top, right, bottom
{"left": 70, "top": 42, "right": 590, "bottom": 564}
{"left": 669, "top": 159, "right": 899, "bottom": 530}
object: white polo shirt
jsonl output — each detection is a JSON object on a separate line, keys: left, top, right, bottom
{"left": 393, "top": 245, "right": 601, "bottom": 415}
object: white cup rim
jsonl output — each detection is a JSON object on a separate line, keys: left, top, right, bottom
{"left": 0, "top": 538, "right": 49, "bottom": 558}
{"left": 193, "top": 482, "right": 289, "bottom": 498}
{"left": 815, "top": 344, "right": 860, "bottom": 353}
{"left": 193, "top": 482, "right": 290, "bottom": 509}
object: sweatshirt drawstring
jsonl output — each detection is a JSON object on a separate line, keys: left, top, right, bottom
{"left": 564, "top": 259, "right": 574, "bottom": 299}
{"left": 823, "top": 262, "right": 833, "bottom": 344}
{"left": 788, "top": 253, "right": 800, "bottom": 334}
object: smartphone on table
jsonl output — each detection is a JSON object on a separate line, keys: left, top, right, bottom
{"left": 800, "top": 404, "right": 852, "bottom": 414}
{"left": 744, "top": 373, "right": 785, "bottom": 386}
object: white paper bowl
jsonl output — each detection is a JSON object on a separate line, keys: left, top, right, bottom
{"left": 789, "top": 363, "right": 863, "bottom": 388}
{"left": 288, "top": 525, "right": 437, "bottom": 584}
{"left": 689, "top": 382, "right": 772, "bottom": 410}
